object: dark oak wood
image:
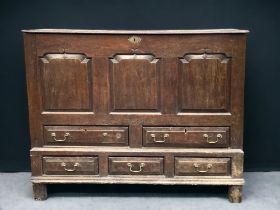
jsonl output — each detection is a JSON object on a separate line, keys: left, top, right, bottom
{"left": 109, "top": 54, "right": 160, "bottom": 112}
{"left": 23, "top": 29, "right": 248, "bottom": 202}
{"left": 178, "top": 53, "right": 231, "bottom": 112}
{"left": 22, "top": 29, "right": 249, "bottom": 34}
{"left": 108, "top": 157, "right": 164, "bottom": 175}
{"left": 175, "top": 157, "right": 230, "bottom": 176}
{"left": 43, "top": 126, "right": 128, "bottom": 146}
{"left": 42, "top": 156, "right": 98, "bottom": 175}
{"left": 40, "top": 53, "right": 92, "bottom": 111}
{"left": 228, "top": 185, "right": 242, "bottom": 203}
{"left": 33, "top": 183, "right": 47, "bottom": 201}
{"left": 143, "top": 127, "right": 229, "bottom": 147}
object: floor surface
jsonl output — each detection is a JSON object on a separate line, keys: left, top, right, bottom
{"left": 0, "top": 172, "right": 279, "bottom": 210}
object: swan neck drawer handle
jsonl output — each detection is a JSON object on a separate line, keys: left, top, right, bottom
{"left": 193, "top": 163, "right": 212, "bottom": 173}
{"left": 127, "top": 162, "right": 145, "bottom": 173}
{"left": 60, "top": 162, "right": 80, "bottom": 172}
{"left": 150, "top": 133, "right": 169, "bottom": 143}
{"left": 203, "top": 133, "right": 223, "bottom": 144}
{"left": 51, "top": 132, "right": 70, "bottom": 142}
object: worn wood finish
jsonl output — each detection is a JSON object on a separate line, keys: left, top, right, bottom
{"left": 178, "top": 53, "right": 231, "bottom": 112}
{"left": 143, "top": 127, "right": 229, "bottom": 147}
{"left": 23, "top": 29, "right": 248, "bottom": 202}
{"left": 40, "top": 54, "right": 92, "bottom": 111}
{"left": 32, "top": 183, "right": 47, "bottom": 201}
{"left": 43, "top": 126, "right": 128, "bottom": 146}
{"left": 30, "top": 148, "right": 243, "bottom": 179}
{"left": 32, "top": 176, "right": 244, "bottom": 185}
{"left": 42, "top": 156, "right": 98, "bottom": 175}
{"left": 175, "top": 157, "right": 230, "bottom": 176}
{"left": 109, "top": 54, "right": 160, "bottom": 112}
{"left": 22, "top": 29, "right": 249, "bottom": 34}
{"left": 228, "top": 185, "right": 242, "bottom": 203}
{"left": 109, "top": 157, "right": 164, "bottom": 175}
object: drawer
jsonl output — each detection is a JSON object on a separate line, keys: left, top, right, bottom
{"left": 108, "top": 157, "right": 164, "bottom": 175}
{"left": 44, "top": 126, "right": 128, "bottom": 146}
{"left": 143, "top": 127, "right": 229, "bottom": 147}
{"left": 43, "top": 156, "right": 98, "bottom": 175}
{"left": 175, "top": 157, "right": 230, "bottom": 176}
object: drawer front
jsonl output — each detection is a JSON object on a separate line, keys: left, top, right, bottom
{"left": 44, "top": 126, "right": 128, "bottom": 146}
{"left": 109, "top": 157, "right": 164, "bottom": 175}
{"left": 43, "top": 156, "right": 98, "bottom": 175}
{"left": 143, "top": 127, "right": 229, "bottom": 147}
{"left": 175, "top": 157, "right": 230, "bottom": 176}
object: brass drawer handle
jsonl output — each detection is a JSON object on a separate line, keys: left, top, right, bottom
{"left": 51, "top": 132, "right": 70, "bottom": 142}
{"left": 150, "top": 133, "right": 169, "bottom": 143}
{"left": 193, "top": 163, "right": 212, "bottom": 173}
{"left": 116, "top": 133, "right": 122, "bottom": 139}
{"left": 127, "top": 162, "right": 145, "bottom": 173}
{"left": 60, "top": 162, "right": 80, "bottom": 172}
{"left": 102, "top": 132, "right": 108, "bottom": 137}
{"left": 203, "top": 133, "right": 223, "bottom": 144}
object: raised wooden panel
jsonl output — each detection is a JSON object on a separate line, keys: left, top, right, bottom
{"left": 178, "top": 53, "right": 231, "bottom": 113}
{"left": 40, "top": 54, "right": 92, "bottom": 111}
{"left": 109, "top": 54, "right": 160, "bottom": 112}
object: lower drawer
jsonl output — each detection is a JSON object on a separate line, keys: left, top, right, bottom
{"left": 43, "top": 156, "right": 98, "bottom": 175}
{"left": 175, "top": 157, "right": 230, "bottom": 176}
{"left": 108, "top": 157, "right": 164, "bottom": 175}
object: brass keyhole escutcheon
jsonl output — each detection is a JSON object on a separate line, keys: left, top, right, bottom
{"left": 128, "top": 36, "right": 142, "bottom": 44}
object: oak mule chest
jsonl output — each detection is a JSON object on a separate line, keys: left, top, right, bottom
{"left": 23, "top": 29, "right": 248, "bottom": 202}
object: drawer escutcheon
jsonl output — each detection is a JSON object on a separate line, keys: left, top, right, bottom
{"left": 128, "top": 35, "right": 142, "bottom": 44}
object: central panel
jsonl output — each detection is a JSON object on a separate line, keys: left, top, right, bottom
{"left": 109, "top": 54, "right": 161, "bottom": 112}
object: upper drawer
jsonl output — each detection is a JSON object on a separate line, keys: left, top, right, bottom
{"left": 44, "top": 126, "right": 128, "bottom": 146}
{"left": 43, "top": 156, "right": 98, "bottom": 175}
{"left": 143, "top": 127, "right": 229, "bottom": 147}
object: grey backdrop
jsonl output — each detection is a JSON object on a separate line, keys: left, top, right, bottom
{"left": 0, "top": 0, "right": 279, "bottom": 172}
